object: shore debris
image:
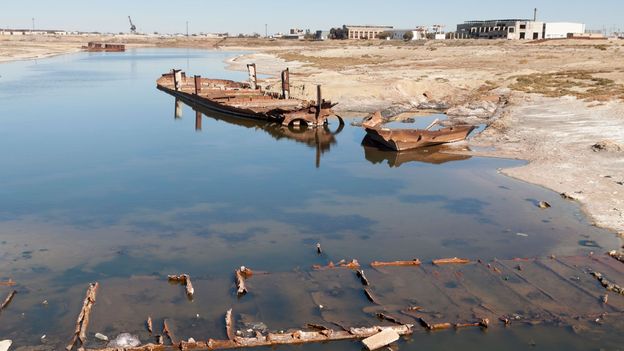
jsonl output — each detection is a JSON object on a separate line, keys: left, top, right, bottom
{"left": 167, "top": 274, "right": 194, "bottom": 298}
{"left": 590, "top": 271, "right": 624, "bottom": 295}
{"left": 312, "top": 259, "right": 360, "bottom": 270}
{"left": 432, "top": 257, "right": 470, "bottom": 265}
{"left": 608, "top": 250, "right": 624, "bottom": 264}
{"left": 316, "top": 243, "right": 322, "bottom": 255}
{"left": 235, "top": 266, "right": 253, "bottom": 296}
{"left": 538, "top": 201, "right": 551, "bottom": 209}
{"left": 364, "top": 288, "right": 380, "bottom": 304}
{"left": 455, "top": 318, "right": 489, "bottom": 329}
{"left": 371, "top": 259, "right": 421, "bottom": 267}
{"left": 362, "top": 111, "right": 476, "bottom": 151}
{"left": 418, "top": 318, "right": 452, "bottom": 331}
{"left": 163, "top": 319, "right": 176, "bottom": 345}
{"left": 362, "top": 328, "right": 400, "bottom": 350}
{"left": 66, "top": 282, "right": 98, "bottom": 351}
{"left": 147, "top": 316, "right": 153, "bottom": 334}
{"left": 376, "top": 312, "right": 403, "bottom": 325}
{"left": 0, "top": 340, "right": 12, "bottom": 351}
{"left": 0, "top": 279, "right": 15, "bottom": 287}
{"left": 0, "top": 290, "right": 16, "bottom": 312}
{"left": 107, "top": 333, "right": 140, "bottom": 348}
{"left": 82, "top": 42, "right": 125, "bottom": 52}
{"left": 356, "top": 270, "right": 370, "bottom": 286}
{"left": 95, "top": 333, "right": 109, "bottom": 341}
{"left": 591, "top": 139, "right": 623, "bottom": 153}
{"left": 225, "top": 309, "right": 235, "bottom": 341}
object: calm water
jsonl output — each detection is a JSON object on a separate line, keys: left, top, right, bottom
{"left": 0, "top": 49, "right": 621, "bottom": 349}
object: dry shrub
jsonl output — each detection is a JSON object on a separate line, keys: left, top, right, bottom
{"left": 509, "top": 70, "right": 624, "bottom": 101}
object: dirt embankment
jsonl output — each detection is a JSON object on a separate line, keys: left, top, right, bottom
{"left": 2, "top": 35, "right": 624, "bottom": 238}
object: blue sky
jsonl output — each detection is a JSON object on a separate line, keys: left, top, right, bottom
{"left": 1, "top": 0, "right": 622, "bottom": 34}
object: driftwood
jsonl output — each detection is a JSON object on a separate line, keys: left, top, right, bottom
{"left": 371, "top": 259, "right": 421, "bottom": 267}
{"left": 418, "top": 318, "right": 452, "bottom": 331}
{"left": 0, "top": 290, "right": 16, "bottom": 311}
{"left": 168, "top": 274, "right": 194, "bottom": 298}
{"left": 432, "top": 257, "right": 470, "bottom": 265}
{"left": 235, "top": 267, "right": 253, "bottom": 296}
{"left": 163, "top": 319, "right": 176, "bottom": 345}
{"left": 356, "top": 270, "right": 370, "bottom": 286}
{"left": 0, "top": 279, "right": 16, "bottom": 287}
{"left": 312, "top": 259, "right": 360, "bottom": 270}
{"left": 66, "top": 282, "right": 98, "bottom": 351}
{"left": 225, "top": 309, "right": 235, "bottom": 341}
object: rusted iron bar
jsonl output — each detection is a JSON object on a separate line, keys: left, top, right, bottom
{"left": 194, "top": 75, "right": 202, "bottom": 94}
{"left": 281, "top": 68, "right": 290, "bottom": 99}
{"left": 371, "top": 259, "right": 422, "bottom": 267}
{"left": 432, "top": 257, "right": 470, "bottom": 265}
{"left": 235, "top": 267, "right": 253, "bottom": 296}
{"left": 168, "top": 274, "right": 194, "bottom": 298}
{"left": 247, "top": 64, "right": 258, "bottom": 90}
{"left": 0, "top": 279, "right": 16, "bottom": 287}
{"left": 0, "top": 290, "right": 16, "bottom": 312}
{"left": 66, "top": 282, "right": 98, "bottom": 351}
{"left": 356, "top": 270, "right": 370, "bottom": 286}
{"left": 315, "top": 85, "right": 322, "bottom": 123}
{"left": 312, "top": 259, "right": 360, "bottom": 270}
{"left": 163, "top": 319, "right": 176, "bottom": 345}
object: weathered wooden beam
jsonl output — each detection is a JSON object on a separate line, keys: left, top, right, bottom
{"left": 66, "top": 282, "right": 98, "bottom": 351}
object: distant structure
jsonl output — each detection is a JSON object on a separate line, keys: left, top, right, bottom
{"left": 0, "top": 28, "right": 68, "bottom": 36}
{"left": 282, "top": 28, "right": 307, "bottom": 40}
{"left": 345, "top": 25, "right": 393, "bottom": 39}
{"left": 451, "top": 19, "right": 585, "bottom": 40}
{"left": 128, "top": 16, "right": 137, "bottom": 34}
{"left": 388, "top": 25, "right": 446, "bottom": 41}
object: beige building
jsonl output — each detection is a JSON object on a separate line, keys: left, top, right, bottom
{"left": 345, "top": 25, "right": 393, "bottom": 39}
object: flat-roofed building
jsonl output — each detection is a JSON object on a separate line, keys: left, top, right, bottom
{"left": 544, "top": 22, "right": 585, "bottom": 39}
{"left": 453, "top": 19, "right": 544, "bottom": 40}
{"left": 345, "top": 25, "right": 393, "bottom": 39}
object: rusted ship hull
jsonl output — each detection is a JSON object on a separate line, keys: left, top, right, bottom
{"left": 156, "top": 68, "right": 337, "bottom": 127}
{"left": 82, "top": 42, "right": 125, "bottom": 52}
{"left": 365, "top": 125, "right": 476, "bottom": 151}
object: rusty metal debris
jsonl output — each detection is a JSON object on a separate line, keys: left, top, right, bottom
{"left": 0, "top": 279, "right": 16, "bottom": 287}
{"left": 82, "top": 42, "right": 125, "bottom": 52}
{"left": 356, "top": 270, "right": 370, "bottom": 286}
{"left": 591, "top": 271, "right": 624, "bottom": 295}
{"left": 362, "top": 111, "right": 476, "bottom": 151}
{"left": 371, "top": 259, "right": 422, "bottom": 267}
{"left": 163, "top": 319, "right": 176, "bottom": 345}
{"left": 168, "top": 274, "right": 194, "bottom": 298}
{"left": 66, "top": 282, "right": 98, "bottom": 351}
{"left": 0, "top": 290, "right": 16, "bottom": 312}
{"left": 432, "top": 257, "right": 470, "bottom": 265}
{"left": 418, "top": 318, "right": 452, "bottom": 331}
{"left": 235, "top": 266, "right": 253, "bottom": 296}
{"left": 157, "top": 66, "right": 341, "bottom": 128}
{"left": 312, "top": 259, "right": 360, "bottom": 270}
{"left": 608, "top": 250, "right": 624, "bottom": 264}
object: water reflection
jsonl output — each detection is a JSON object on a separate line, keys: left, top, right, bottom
{"left": 362, "top": 135, "right": 472, "bottom": 167}
{"left": 170, "top": 95, "right": 344, "bottom": 168}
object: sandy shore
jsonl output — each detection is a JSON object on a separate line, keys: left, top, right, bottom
{"left": 2, "top": 35, "right": 623, "bottom": 238}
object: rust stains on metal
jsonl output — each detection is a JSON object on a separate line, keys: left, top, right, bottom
{"left": 82, "top": 42, "right": 125, "bottom": 52}
{"left": 235, "top": 266, "right": 253, "bottom": 296}
{"left": 168, "top": 274, "right": 194, "bottom": 298}
{"left": 371, "top": 259, "right": 422, "bottom": 267}
{"left": 66, "top": 282, "right": 98, "bottom": 351}
{"left": 281, "top": 68, "right": 290, "bottom": 99}
{"left": 362, "top": 111, "right": 476, "bottom": 151}
{"left": 157, "top": 66, "right": 339, "bottom": 128}
{"left": 432, "top": 257, "right": 471, "bottom": 265}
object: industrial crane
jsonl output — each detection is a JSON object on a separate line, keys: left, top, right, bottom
{"left": 128, "top": 16, "right": 137, "bottom": 34}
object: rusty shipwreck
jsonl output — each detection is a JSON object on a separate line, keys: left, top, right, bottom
{"left": 362, "top": 111, "right": 476, "bottom": 151}
{"left": 82, "top": 42, "right": 125, "bottom": 52}
{"left": 157, "top": 64, "right": 340, "bottom": 127}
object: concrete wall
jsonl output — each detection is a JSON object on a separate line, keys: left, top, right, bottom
{"left": 544, "top": 22, "right": 585, "bottom": 39}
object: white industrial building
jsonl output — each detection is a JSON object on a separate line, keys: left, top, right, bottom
{"left": 544, "top": 22, "right": 586, "bottom": 39}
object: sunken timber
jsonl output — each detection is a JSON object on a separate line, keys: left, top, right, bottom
{"left": 157, "top": 64, "right": 339, "bottom": 127}
{"left": 362, "top": 111, "right": 476, "bottom": 151}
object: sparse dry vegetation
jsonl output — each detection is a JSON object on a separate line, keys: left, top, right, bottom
{"left": 510, "top": 70, "right": 624, "bottom": 101}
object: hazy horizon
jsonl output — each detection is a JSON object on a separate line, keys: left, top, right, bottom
{"left": 1, "top": 0, "right": 623, "bottom": 35}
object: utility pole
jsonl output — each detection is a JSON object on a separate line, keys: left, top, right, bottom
{"left": 186, "top": 21, "right": 189, "bottom": 37}
{"left": 265, "top": 24, "right": 268, "bottom": 38}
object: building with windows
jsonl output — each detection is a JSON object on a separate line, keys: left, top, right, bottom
{"left": 345, "top": 25, "right": 393, "bottom": 40}
{"left": 451, "top": 19, "right": 586, "bottom": 40}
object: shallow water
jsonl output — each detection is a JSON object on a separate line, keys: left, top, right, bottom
{"left": 0, "top": 49, "right": 621, "bottom": 349}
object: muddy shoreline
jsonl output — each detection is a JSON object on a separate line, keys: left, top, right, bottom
{"left": 2, "top": 35, "right": 623, "bottom": 240}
